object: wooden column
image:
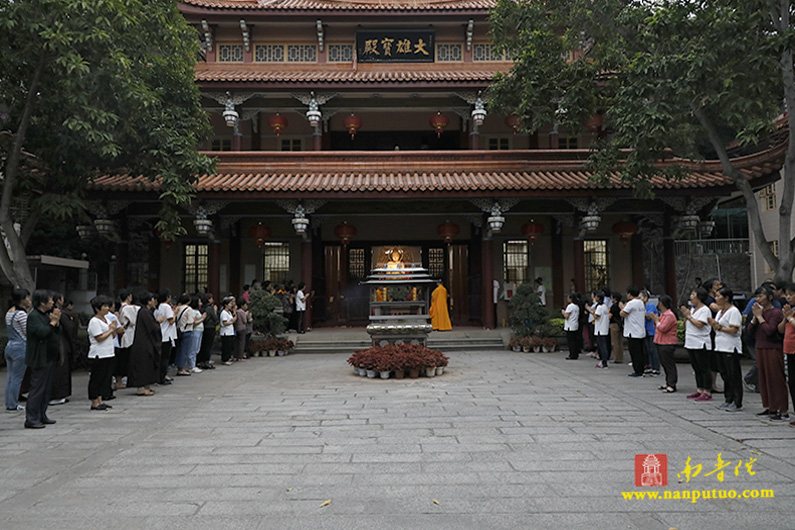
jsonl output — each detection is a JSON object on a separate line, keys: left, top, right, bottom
{"left": 147, "top": 235, "right": 160, "bottom": 293}
{"left": 482, "top": 237, "right": 494, "bottom": 329}
{"left": 549, "top": 130, "right": 559, "bottom": 149}
{"left": 302, "top": 239, "right": 313, "bottom": 329}
{"left": 573, "top": 238, "right": 585, "bottom": 293}
{"left": 664, "top": 237, "right": 677, "bottom": 299}
{"left": 251, "top": 114, "right": 261, "bottom": 151}
{"left": 631, "top": 233, "right": 644, "bottom": 288}
{"left": 313, "top": 126, "right": 323, "bottom": 151}
{"left": 551, "top": 218, "right": 564, "bottom": 308}
{"left": 209, "top": 239, "right": 221, "bottom": 298}
{"left": 230, "top": 221, "right": 241, "bottom": 296}
{"left": 469, "top": 129, "right": 480, "bottom": 149}
{"left": 115, "top": 241, "right": 128, "bottom": 291}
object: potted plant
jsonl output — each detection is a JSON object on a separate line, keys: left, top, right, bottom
{"left": 530, "top": 336, "right": 542, "bottom": 353}
{"left": 519, "top": 336, "right": 531, "bottom": 353}
{"left": 509, "top": 337, "right": 521, "bottom": 352}
{"left": 541, "top": 337, "right": 557, "bottom": 352}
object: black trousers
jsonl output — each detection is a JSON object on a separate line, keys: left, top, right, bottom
{"left": 657, "top": 344, "right": 678, "bottom": 389}
{"left": 687, "top": 347, "right": 712, "bottom": 391}
{"left": 221, "top": 335, "right": 234, "bottom": 363}
{"left": 565, "top": 329, "right": 581, "bottom": 358}
{"left": 114, "top": 346, "right": 130, "bottom": 377}
{"left": 88, "top": 357, "right": 114, "bottom": 400}
{"left": 26, "top": 361, "right": 55, "bottom": 425}
{"left": 627, "top": 337, "right": 645, "bottom": 375}
{"left": 296, "top": 310, "right": 305, "bottom": 333}
{"left": 197, "top": 328, "right": 216, "bottom": 365}
{"left": 716, "top": 350, "right": 743, "bottom": 407}
{"left": 159, "top": 341, "right": 172, "bottom": 384}
{"left": 788, "top": 354, "right": 795, "bottom": 413}
{"left": 595, "top": 335, "right": 609, "bottom": 364}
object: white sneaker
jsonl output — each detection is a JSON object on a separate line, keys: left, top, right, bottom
{"left": 190, "top": 367, "right": 203, "bottom": 373}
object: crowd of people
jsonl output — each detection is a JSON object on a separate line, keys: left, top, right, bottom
{"left": 3, "top": 279, "right": 311, "bottom": 429}
{"left": 560, "top": 278, "right": 795, "bottom": 426}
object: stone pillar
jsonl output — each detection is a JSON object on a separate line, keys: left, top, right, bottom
{"left": 469, "top": 127, "right": 480, "bottom": 149}
{"left": 302, "top": 239, "right": 313, "bottom": 330}
{"left": 631, "top": 233, "right": 644, "bottom": 288}
{"left": 573, "top": 238, "right": 585, "bottom": 293}
{"left": 551, "top": 218, "right": 564, "bottom": 308}
{"left": 209, "top": 239, "right": 221, "bottom": 298}
{"left": 230, "top": 221, "right": 241, "bottom": 296}
{"left": 549, "top": 130, "right": 559, "bottom": 149}
{"left": 482, "top": 237, "right": 495, "bottom": 329}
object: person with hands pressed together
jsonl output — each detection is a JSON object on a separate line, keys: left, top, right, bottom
{"left": 24, "top": 290, "right": 61, "bottom": 428}
{"left": 620, "top": 286, "right": 646, "bottom": 377}
{"left": 650, "top": 295, "right": 678, "bottom": 393}
{"left": 776, "top": 283, "right": 795, "bottom": 426}
{"left": 708, "top": 287, "right": 744, "bottom": 411}
{"left": 562, "top": 293, "right": 581, "bottom": 360}
{"left": 87, "top": 295, "right": 119, "bottom": 411}
{"left": 219, "top": 296, "right": 237, "bottom": 365}
{"left": 748, "top": 285, "right": 788, "bottom": 421}
{"left": 681, "top": 288, "right": 713, "bottom": 400}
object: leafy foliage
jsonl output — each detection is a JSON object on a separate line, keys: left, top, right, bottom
{"left": 0, "top": 0, "right": 214, "bottom": 288}
{"left": 489, "top": 0, "right": 795, "bottom": 279}
{"left": 508, "top": 283, "right": 552, "bottom": 337}
{"left": 248, "top": 290, "right": 288, "bottom": 337}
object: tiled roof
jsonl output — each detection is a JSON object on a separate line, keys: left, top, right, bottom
{"left": 195, "top": 63, "right": 508, "bottom": 84}
{"left": 182, "top": 0, "right": 497, "bottom": 11}
{"left": 88, "top": 143, "right": 786, "bottom": 196}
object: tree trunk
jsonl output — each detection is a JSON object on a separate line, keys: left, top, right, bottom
{"left": 775, "top": 1, "right": 795, "bottom": 283}
{"left": 0, "top": 53, "right": 45, "bottom": 291}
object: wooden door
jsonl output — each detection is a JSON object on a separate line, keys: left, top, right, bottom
{"left": 449, "top": 244, "right": 469, "bottom": 326}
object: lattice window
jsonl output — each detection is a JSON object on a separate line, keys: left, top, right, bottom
{"left": 211, "top": 139, "right": 232, "bottom": 151}
{"left": 262, "top": 242, "right": 290, "bottom": 284}
{"left": 428, "top": 248, "right": 445, "bottom": 279}
{"left": 254, "top": 44, "right": 284, "bottom": 62}
{"left": 560, "top": 137, "right": 579, "bottom": 149}
{"left": 218, "top": 44, "right": 244, "bottom": 63}
{"left": 473, "top": 43, "right": 504, "bottom": 62}
{"left": 584, "top": 240, "right": 609, "bottom": 293}
{"left": 488, "top": 137, "right": 510, "bottom": 150}
{"left": 436, "top": 43, "right": 462, "bottom": 62}
{"left": 503, "top": 241, "right": 528, "bottom": 283}
{"left": 759, "top": 184, "right": 776, "bottom": 211}
{"left": 287, "top": 44, "right": 317, "bottom": 62}
{"left": 328, "top": 44, "right": 353, "bottom": 63}
{"left": 280, "top": 139, "right": 302, "bottom": 151}
{"left": 348, "top": 248, "right": 366, "bottom": 279}
{"left": 183, "top": 244, "right": 209, "bottom": 294}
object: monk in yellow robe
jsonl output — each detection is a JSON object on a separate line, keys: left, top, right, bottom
{"left": 429, "top": 283, "right": 452, "bottom": 331}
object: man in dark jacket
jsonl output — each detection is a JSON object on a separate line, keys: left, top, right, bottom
{"left": 25, "top": 290, "right": 61, "bottom": 429}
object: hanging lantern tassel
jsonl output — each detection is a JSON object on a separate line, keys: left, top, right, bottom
{"left": 436, "top": 220, "right": 459, "bottom": 245}
{"left": 505, "top": 114, "right": 521, "bottom": 135}
{"left": 268, "top": 113, "right": 288, "bottom": 137}
{"left": 343, "top": 113, "right": 362, "bottom": 140}
{"left": 429, "top": 112, "right": 449, "bottom": 138}
{"left": 334, "top": 221, "right": 357, "bottom": 246}
{"left": 521, "top": 220, "right": 545, "bottom": 245}
{"left": 612, "top": 220, "right": 638, "bottom": 245}
{"left": 248, "top": 222, "right": 272, "bottom": 248}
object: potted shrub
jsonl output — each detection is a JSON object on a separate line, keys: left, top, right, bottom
{"left": 509, "top": 337, "right": 521, "bottom": 352}
{"left": 530, "top": 336, "right": 542, "bottom": 353}
{"left": 509, "top": 283, "right": 551, "bottom": 339}
{"left": 541, "top": 337, "right": 557, "bottom": 352}
{"left": 519, "top": 336, "right": 531, "bottom": 353}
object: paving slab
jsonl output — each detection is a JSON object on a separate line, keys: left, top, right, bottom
{"left": 1, "top": 348, "right": 793, "bottom": 530}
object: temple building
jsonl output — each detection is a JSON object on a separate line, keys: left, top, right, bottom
{"left": 88, "top": 0, "right": 786, "bottom": 327}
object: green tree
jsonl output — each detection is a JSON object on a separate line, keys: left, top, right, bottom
{"left": 489, "top": 0, "right": 794, "bottom": 282}
{"left": 0, "top": 0, "right": 213, "bottom": 290}
{"left": 248, "top": 290, "right": 288, "bottom": 337}
{"left": 508, "top": 283, "right": 551, "bottom": 337}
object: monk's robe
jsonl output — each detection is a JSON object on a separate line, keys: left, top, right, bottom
{"left": 429, "top": 284, "right": 452, "bottom": 331}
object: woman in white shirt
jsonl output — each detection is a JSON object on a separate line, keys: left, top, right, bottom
{"left": 114, "top": 289, "right": 138, "bottom": 390}
{"left": 681, "top": 288, "right": 713, "bottom": 401}
{"left": 562, "top": 293, "right": 581, "bottom": 360}
{"left": 190, "top": 296, "right": 206, "bottom": 373}
{"left": 87, "top": 295, "right": 119, "bottom": 411}
{"left": 154, "top": 290, "right": 175, "bottom": 385}
{"left": 588, "top": 291, "right": 610, "bottom": 368}
{"left": 174, "top": 294, "right": 195, "bottom": 376}
{"left": 219, "top": 296, "right": 237, "bottom": 366}
{"left": 707, "top": 287, "right": 743, "bottom": 410}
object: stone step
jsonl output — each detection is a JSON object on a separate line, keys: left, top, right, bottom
{"left": 294, "top": 337, "right": 505, "bottom": 354}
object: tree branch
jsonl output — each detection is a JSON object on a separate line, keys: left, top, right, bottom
{"left": 693, "top": 106, "right": 780, "bottom": 273}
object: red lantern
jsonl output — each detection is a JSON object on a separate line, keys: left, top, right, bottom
{"left": 505, "top": 114, "right": 521, "bottom": 134}
{"left": 521, "top": 220, "right": 545, "bottom": 245}
{"left": 437, "top": 221, "right": 459, "bottom": 244}
{"left": 429, "top": 112, "right": 449, "bottom": 138}
{"left": 268, "top": 113, "right": 288, "bottom": 137}
{"left": 612, "top": 220, "right": 638, "bottom": 244}
{"left": 343, "top": 113, "right": 362, "bottom": 139}
{"left": 334, "top": 221, "right": 357, "bottom": 245}
{"left": 248, "top": 222, "right": 271, "bottom": 248}
{"left": 585, "top": 113, "right": 603, "bottom": 132}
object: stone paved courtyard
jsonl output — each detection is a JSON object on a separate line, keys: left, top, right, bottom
{"left": 1, "top": 349, "right": 794, "bottom": 530}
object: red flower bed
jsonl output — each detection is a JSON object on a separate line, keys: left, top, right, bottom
{"left": 347, "top": 344, "right": 449, "bottom": 373}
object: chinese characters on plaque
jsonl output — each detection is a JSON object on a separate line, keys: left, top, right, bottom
{"left": 356, "top": 30, "right": 435, "bottom": 63}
